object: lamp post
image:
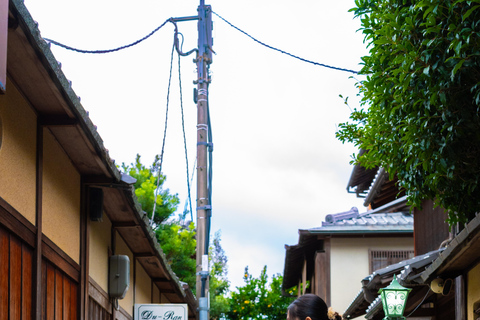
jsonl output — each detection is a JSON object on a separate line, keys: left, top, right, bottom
{"left": 378, "top": 275, "right": 412, "bottom": 320}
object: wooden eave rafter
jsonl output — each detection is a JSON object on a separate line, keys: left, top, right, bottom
{"left": 7, "top": 1, "right": 119, "bottom": 178}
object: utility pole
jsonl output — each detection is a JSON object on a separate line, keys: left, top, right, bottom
{"left": 195, "top": 2, "right": 213, "bottom": 320}
{"left": 171, "top": 2, "right": 212, "bottom": 318}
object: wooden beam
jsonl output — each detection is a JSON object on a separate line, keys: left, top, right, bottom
{"left": 324, "top": 238, "right": 331, "bottom": 306}
{"left": 135, "top": 253, "right": 155, "bottom": 258}
{"left": 111, "top": 226, "right": 117, "bottom": 320}
{"left": 39, "top": 115, "right": 78, "bottom": 127}
{"left": 0, "top": 196, "right": 35, "bottom": 246}
{"left": 34, "top": 121, "right": 43, "bottom": 320}
{"left": 82, "top": 176, "right": 115, "bottom": 185}
{"left": 0, "top": 0, "right": 8, "bottom": 93}
{"left": 159, "top": 288, "right": 176, "bottom": 294}
{"left": 455, "top": 276, "right": 466, "bottom": 320}
{"left": 112, "top": 221, "right": 138, "bottom": 228}
{"left": 79, "top": 181, "right": 88, "bottom": 320}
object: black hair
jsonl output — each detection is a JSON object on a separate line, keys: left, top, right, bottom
{"left": 287, "top": 294, "right": 329, "bottom": 320}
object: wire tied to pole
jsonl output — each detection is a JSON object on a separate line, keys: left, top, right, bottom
{"left": 170, "top": 19, "right": 198, "bottom": 57}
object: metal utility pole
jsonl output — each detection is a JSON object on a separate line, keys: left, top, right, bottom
{"left": 195, "top": 2, "right": 213, "bottom": 320}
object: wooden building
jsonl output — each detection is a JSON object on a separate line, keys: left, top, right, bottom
{"left": 0, "top": 0, "right": 196, "bottom": 319}
{"left": 282, "top": 206, "right": 414, "bottom": 315}
{"left": 342, "top": 155, "right": 480, "bottom": 320}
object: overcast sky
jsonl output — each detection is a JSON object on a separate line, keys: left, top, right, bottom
{"left": 24, "top": 0, "right": 369, "bottom": 290}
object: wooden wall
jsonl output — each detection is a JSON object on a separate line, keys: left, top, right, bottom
{"left": 413, "top": 199, "right": 450, "bottom": 255}
{"left": 0, "top": 223, "right": 83, "bottom": 320}
{"left": 0, "top": 224, "right": 33, "bottom": 320}
{"left": 42, "top": 259, "right": 78, "bottom": 320}
{"left": 89, "top": 298, "right": 112, "bottom": 320}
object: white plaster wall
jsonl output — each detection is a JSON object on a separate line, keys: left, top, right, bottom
{"left": 330, "top": 237, "right": 413, "bottom": 315}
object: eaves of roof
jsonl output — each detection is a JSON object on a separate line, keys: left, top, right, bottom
{"left": 282, "top": 235, "right": 324, "bottom": 292}
{"left": 421, "top": 212, "right": 480, "bottom": 283}
{"left": 305, "top": 212, "right": 414, "bottom": 236}
{"left": 9, "top": 0, "right": 120, "bottom": 180}
{"left": 363, "top": 168, "right": 388, "bottom": 207}
{"left": 342, "top": 248, "right": 444, "bottom": 319}
{"left": 304, "top": 227, "right": 413, "bottom": 235}
{"left": 346, "top": 149, "right": 379, "bottom": 197}
{"left": 283, "top": 211, "right": 413, "bottom": 296}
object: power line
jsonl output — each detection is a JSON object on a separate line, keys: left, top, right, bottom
{"left": 151, "top": 40, "right": 176, "bottom": 226}
{"left": 44, "top": 18, "right": 172, "bottom": 54}
{"left": 177, "top": 50, "right": 194, "bottom": 222}
{"left": 212, "top": 11, "right": 360, "bottom": 74}
{"left": 44, "top": 12, "right": 359, "bottom": 74}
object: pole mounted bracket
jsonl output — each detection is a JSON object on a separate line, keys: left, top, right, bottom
{"left": 197, "top": 141, "right": 213, "bottom": 151}
{"left": 196, "top": 205, "right": 212, "bottom": 211}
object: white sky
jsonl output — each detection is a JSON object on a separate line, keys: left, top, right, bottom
{"left": 24, "top": 0, "right": 369, "bottom": 290}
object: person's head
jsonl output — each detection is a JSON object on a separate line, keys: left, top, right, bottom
{"left": 287, "top": 294, "right": 329, "bottom": 320}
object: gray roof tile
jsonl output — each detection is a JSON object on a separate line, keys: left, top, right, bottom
{"left": 306, "top": 210, "right": 414, "bottom": 234}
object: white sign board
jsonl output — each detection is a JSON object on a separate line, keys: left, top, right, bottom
{"left": 134, "top": 303, "right": 188, "bottom": 320}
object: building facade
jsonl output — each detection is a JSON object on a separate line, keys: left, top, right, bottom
{"left": 0, "top": 1, "right": 195, "bottom": 319}
{"left": 343, "top": 156, "right": 480, "bottom": 320}
{"left": 282, "top": 207, "right": 414, "bottom": 315}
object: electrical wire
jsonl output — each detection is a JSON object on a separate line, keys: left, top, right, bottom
{"left": 212, "top": 11, "right": 360, "bottom": 74}
{"left": 205, "top": 91, "right": 213, "bottom": 253}
{"left": 177, "top": 51, "right": 194, "bottom": 223}
{"left": 151, "top": 40, "right": 175, "bottom": 226}
{"left": 171, "top": 20, "right": 198, "bottom": 57}
{"left": 45, "top": 12, "right": 359, "bottom": 75}
{"left": 44, "top": 18, "right": 172, "bottom": 54}
{"left": 181, "top": 157, "right": 196, "bottom": 224}
{"left": 405, "top": 288, "right": 431, "bottom": 318}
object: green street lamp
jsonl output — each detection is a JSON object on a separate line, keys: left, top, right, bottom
{"left": 378, "top": 275, "right": 412, "bottom": 320}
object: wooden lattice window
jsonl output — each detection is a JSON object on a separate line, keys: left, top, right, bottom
{"left": 369, "top": 250, "right": 414, "bottom": 273}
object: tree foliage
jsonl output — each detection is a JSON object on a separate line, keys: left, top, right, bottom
{"left": 122, "top": 154, "right": 179, "bottom": 225}
{"left": 209, "top": 231, "right": 230, "bottom": 320}
{"left": 122, "top": 155, "right": 230, "bottom": 300}
{"left": 122, "top": 155, "right": 195, "bottom": 288}
{"left": 225, "top": 266, "right": 296, "bottom": 320}
{"left": 156, "top": 221, "right": 197, "bottom": 290}
{"left": 336, "top": 0, "right": 480, "bottom": 225}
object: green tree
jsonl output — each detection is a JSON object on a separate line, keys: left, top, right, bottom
{"left": 121, "top": 154, "right": 179, "bottom": 225}
{"left": 336, "top": 0, "right": 480, "bottom": 225}
{"left": 210, "top": 231, "right": 230, "bottom": 320}
{"left": 226, "top": 266, "right": 296, "bottom": 320}
{"left": 156, "top": 221, "right": 197, "bottom": 290}
{"left": 122, "top": 155, "right": 195, "bottom": 288}
{"left": 122, "top": 155, "right": 230, "bottom": 297}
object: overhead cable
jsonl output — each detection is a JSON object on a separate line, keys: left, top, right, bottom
{"left": 177, "top": 51, "right": 194, "bottom": 222}
{"left": 45, "top": 12, "right": 359, "bottom": 74}
{"left": 44, "top": 18, "right": 172, "bottom": 54}
{"left": 212, "top": 11, "right": 360, "bottom": 74}
{"left": 151, "top": 40, "right": 176, "bottom": 226}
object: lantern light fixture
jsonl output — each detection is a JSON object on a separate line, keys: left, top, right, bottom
{"left": 378, "top": 274, "right": 412, "bottom": 320}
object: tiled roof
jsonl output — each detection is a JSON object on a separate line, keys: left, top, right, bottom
{"left": 343, "top": 248, "right": 444, "bottom": 319}
{"left": 305, "top": 210, "right": 414, "bottom": 234}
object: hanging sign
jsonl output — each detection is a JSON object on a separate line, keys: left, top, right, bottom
{"left": 134, "top": 303, "right": 188, "bottom": 320}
